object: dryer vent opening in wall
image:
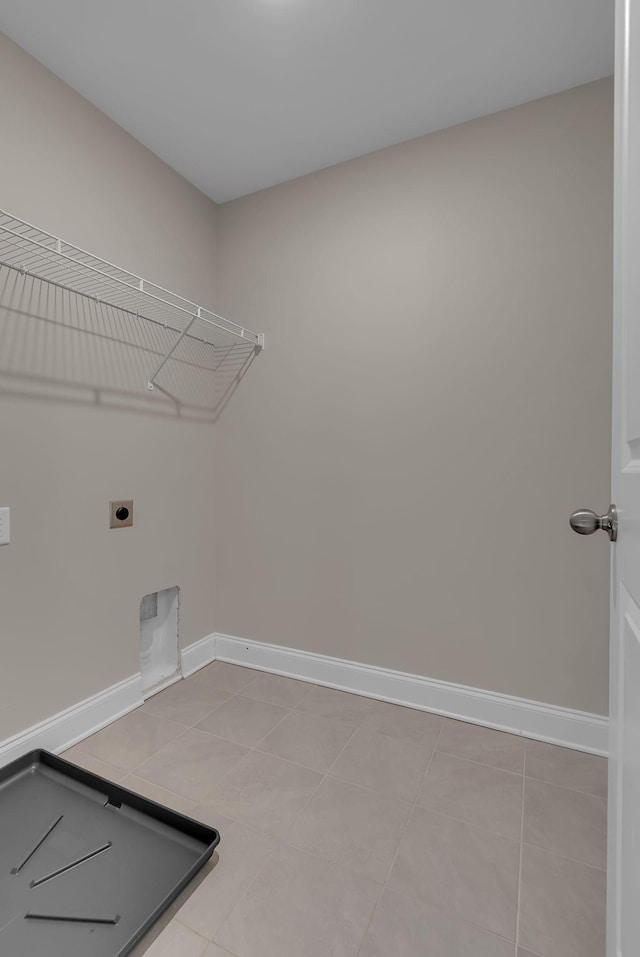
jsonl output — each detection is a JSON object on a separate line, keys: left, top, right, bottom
{"left": 139, "top": 587, "right": 179, "bottom": 695}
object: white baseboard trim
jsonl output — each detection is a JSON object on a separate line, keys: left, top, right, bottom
{"left": 142, "top": 672, "right": 182, "bottom": 701}
{"left": 0, "top": 633, "right": 218, "bottom": 767}
{"left": 0, "top": 633, "right": 608, "bottom": 766}
{"left": 0, "top": 674, "right": 143, "bottom": 768}
{"left": 181, "top": 633, "right": 217, "bottom": 677}
{"left": 215, "top": 633, "right": 609, "bottom": 756}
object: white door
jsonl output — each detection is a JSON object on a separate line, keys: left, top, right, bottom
{"left": 606, "top": 2, "right": 640, "bottom": 953}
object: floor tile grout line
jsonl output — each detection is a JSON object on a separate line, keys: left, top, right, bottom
{"left": 79, "top": 671, "right": 606, "bottom": 822}
{"left": 523, "top": 771, "right": 608, "bottom": 800}
{"left": 229, "top": 710, "right": 379, "bottom": 950}
{"left": 363, "top": 878, "right": 523, "bottom": 950}
{"left": 208, "top": 847, "right": 281, "bottom": 949}
{"left": 354, "top": 717, "right": 447, "bottom": 957}
{"left": 63, "top": 751, "right": 125, "bottom": 778}
{"left": 79, "top": 668, "right": 606, "bottom": 956}
{"left": 119, "top": 774, "right": 197, "bottom": 812}
{"left": 140, "top": 684, "right": 237, "bottom": 728}
{"left": 255, "top": 743, "right": 354, "bottom": 775}
{"left": 407, "top": 803, "right": 522, "bottom": 844}
{"left": 77, "top": 674, "right": 246, "bottom": 768}
{"left": 239, "top": 682, "right": 318, "bottom": 711}
{"left": 141, "top": 667, "right": 604, "bottom": 794}
{"left": 106, "top": 693, "right": 539, "bottom": 845}
{"left": 128, "top": 723, "right": 240, "bottom": 781}
{"left": 81, "top": 720, "right": 194, "bottom": 777}
{"left": 276, "top": 716, "right": 362, "bottom": 840}
{"left": 172, "top": 918, "right": 209, "bottom": 950}
{"left": 204, "top": 829, "right": 285, "bottom": 948}
{"left": 197, "top": 698, "right": 297, "bottom": 751}
{"left": 515, "top": 748, "right": 527, "bottom": 948}
{"left": 128, "top": 689, "right": 246, "bottom": 774}
{"left": 372, "top": 712, "right": 524, "bottom": 948}
{"left": 247, "top": 702, "right": 310, "bottom": 753}
{"left": 433, "top": 747, "right": 524, "bottom": 776}
{"left": 138, "top": 696, "right": 603, "bottom": 826}
{"left": 125, "top": 746, "right": 607, "bottom": 880}
{"left": 177, "top": 683, "right": 363, "bottom": 848}
{"left": 167, "top": 663, "right": 604, "bottom": 760}
{"left": 519, "top": 841, "right": 607, "bottom": 873}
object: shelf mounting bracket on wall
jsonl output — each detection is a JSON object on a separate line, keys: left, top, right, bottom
{"left": 147, "top": 312, "right": 199, "bottom": 391}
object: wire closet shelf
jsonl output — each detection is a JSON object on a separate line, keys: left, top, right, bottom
{"left": 0, "top": 209, "right": 264, "bottom": 395}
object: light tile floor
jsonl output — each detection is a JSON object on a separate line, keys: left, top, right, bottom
{"left": 63, "top": 662, "right": 608, "bottom": 957}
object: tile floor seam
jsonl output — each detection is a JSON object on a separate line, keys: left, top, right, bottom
{"left": 355, "top": 717, "right": 446, "bottom": 956}
{"left": 195, "top": 700, "right": 295, "bottom": 751}
{"left": 373, "top": 878, "right": 521, "bottom": 948}
{"left": 433, "top": 747, "right": 524, "bottom": 776}
{"left": 522, "top": 775, "right": 607, "bottom": 805}
{"left": 136, "top": 682, "right": 449, "bottom": 806}
{"left": 190, "top": 717, "right": 341, "bottom": 843}
{"left": 129, "top": 725, "right": 245, "bottom": 782}
{"left": 320, "top": 716, "right": 445, "bottom": 796}
{"left": 190, "top": 685, "right": 279, "bottom": 736}
{"left": 410, "top": 802, "right": 523, "bottom": 843}
{"left": 190, "top": 695, "right": 237, "bottom": 728}
{"left": 79, "top": 719, "right": 194, "bottom": 774}
{"left": 523, "top": 770, "right": 607, "bottom": 799}
{"left": 173, "top": 918, "right": 209, "bottom": 946}
{"left": 106, "top": 671, "right": 606, "bottom": 956}
{"left": 291, "top": 693, "right": 373, "bottom": 723}
{"left": 64, "top": 751, "right": 124, "bottom": 777}
{"left": 245, "top": 704, "right": 296, "bottom": 751}
{"left": 515, "top": 746, "right": 527, "bottom": 949}
{"left": 278, "top": 825, "right": 421, "bottom": 889}
{"left": 239, "top": 679, "right": 317, "bottom": 709}
{"left": 208, "top": 850, "right": 278, "bottom": 944}
{"left": 119, "top": 773, "right": 204, "bottom": 809}
{"left": 193, "top": 665, "right": 263, "bottom": 697}
{"left": 520, "top": 841, "right": 607, "bottom": 873}
{"left": 394, "top": 803, "right": 524, "bottom": 847}
{"left": 141, "top": 687, "right": 233, "bottom": 729}
{"left": 75, "top": 711, "right": 188, "bottom": 754}
{"left": 165, "top": 666, "right": 602, "bottom": 774}
{"left": 378, "top": 714, "right": 522, "bottom": 946}
{"left": 273, "top": 717, "right": 362, "bottom": 841}
{"left": 221, "top": 716, "right": 378, "bottom": 955}
{"left": 229, "top": 741, "right": 333, "bottom": 779}
{"left": 253, "top": 738, "right": 355, "bottom": 775}
{"left": 208, "top": 840, "right": 283, "bottom": 949}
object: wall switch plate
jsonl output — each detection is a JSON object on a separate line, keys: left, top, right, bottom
{"left": 0, "top": 507, "right": 10, "bottom": 545}
{"left": 109, "top": 500, "right": 133, "bottom": 528}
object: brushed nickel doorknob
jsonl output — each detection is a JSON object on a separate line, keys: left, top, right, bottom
{"left": 569, "top": 504, "right": 617, "bottom": 542}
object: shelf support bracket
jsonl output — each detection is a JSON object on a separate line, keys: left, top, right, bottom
{"left": 147, "top": 313, "right": 198, "bottom": 391}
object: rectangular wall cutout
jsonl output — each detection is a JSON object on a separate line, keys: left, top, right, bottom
{"left": 139, "top": 587, "right": 179, "bottom": 694}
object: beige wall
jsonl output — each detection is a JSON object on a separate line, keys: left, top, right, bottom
{"left": 0, "top": 34, "right": 218, "bottom": 739}
{"left": 215, "top": 78, "right": 613, "bottom": 715}
{"left": 0, "top": 35, "right": 613, "bottom": 740}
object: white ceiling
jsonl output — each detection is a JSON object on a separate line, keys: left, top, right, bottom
{"left": 0, "top": 0, "right": 613, "bottom": 203}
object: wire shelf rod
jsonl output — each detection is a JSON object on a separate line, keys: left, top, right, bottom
{"left": 0, "top": 258, "right": 214, "bottom": 347}
{"left": 0, "top": 208, "right": 264, "bottom": 405}
{"left": 0, "top": 213, "right": 262, "bottom": 347}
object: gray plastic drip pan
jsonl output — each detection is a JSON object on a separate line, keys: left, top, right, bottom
{"left": 0, "top": 750, "right": 220, "bottom": 956}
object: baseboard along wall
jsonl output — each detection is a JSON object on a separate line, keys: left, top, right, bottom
{"left": 214, "top": 633, "right": 608, "bottom": 756}
{"left": 0, "top": 674, "right": 144, "bottom": 767}
{"left": 0, "top": 631, "right": 609, "bottom": 766}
